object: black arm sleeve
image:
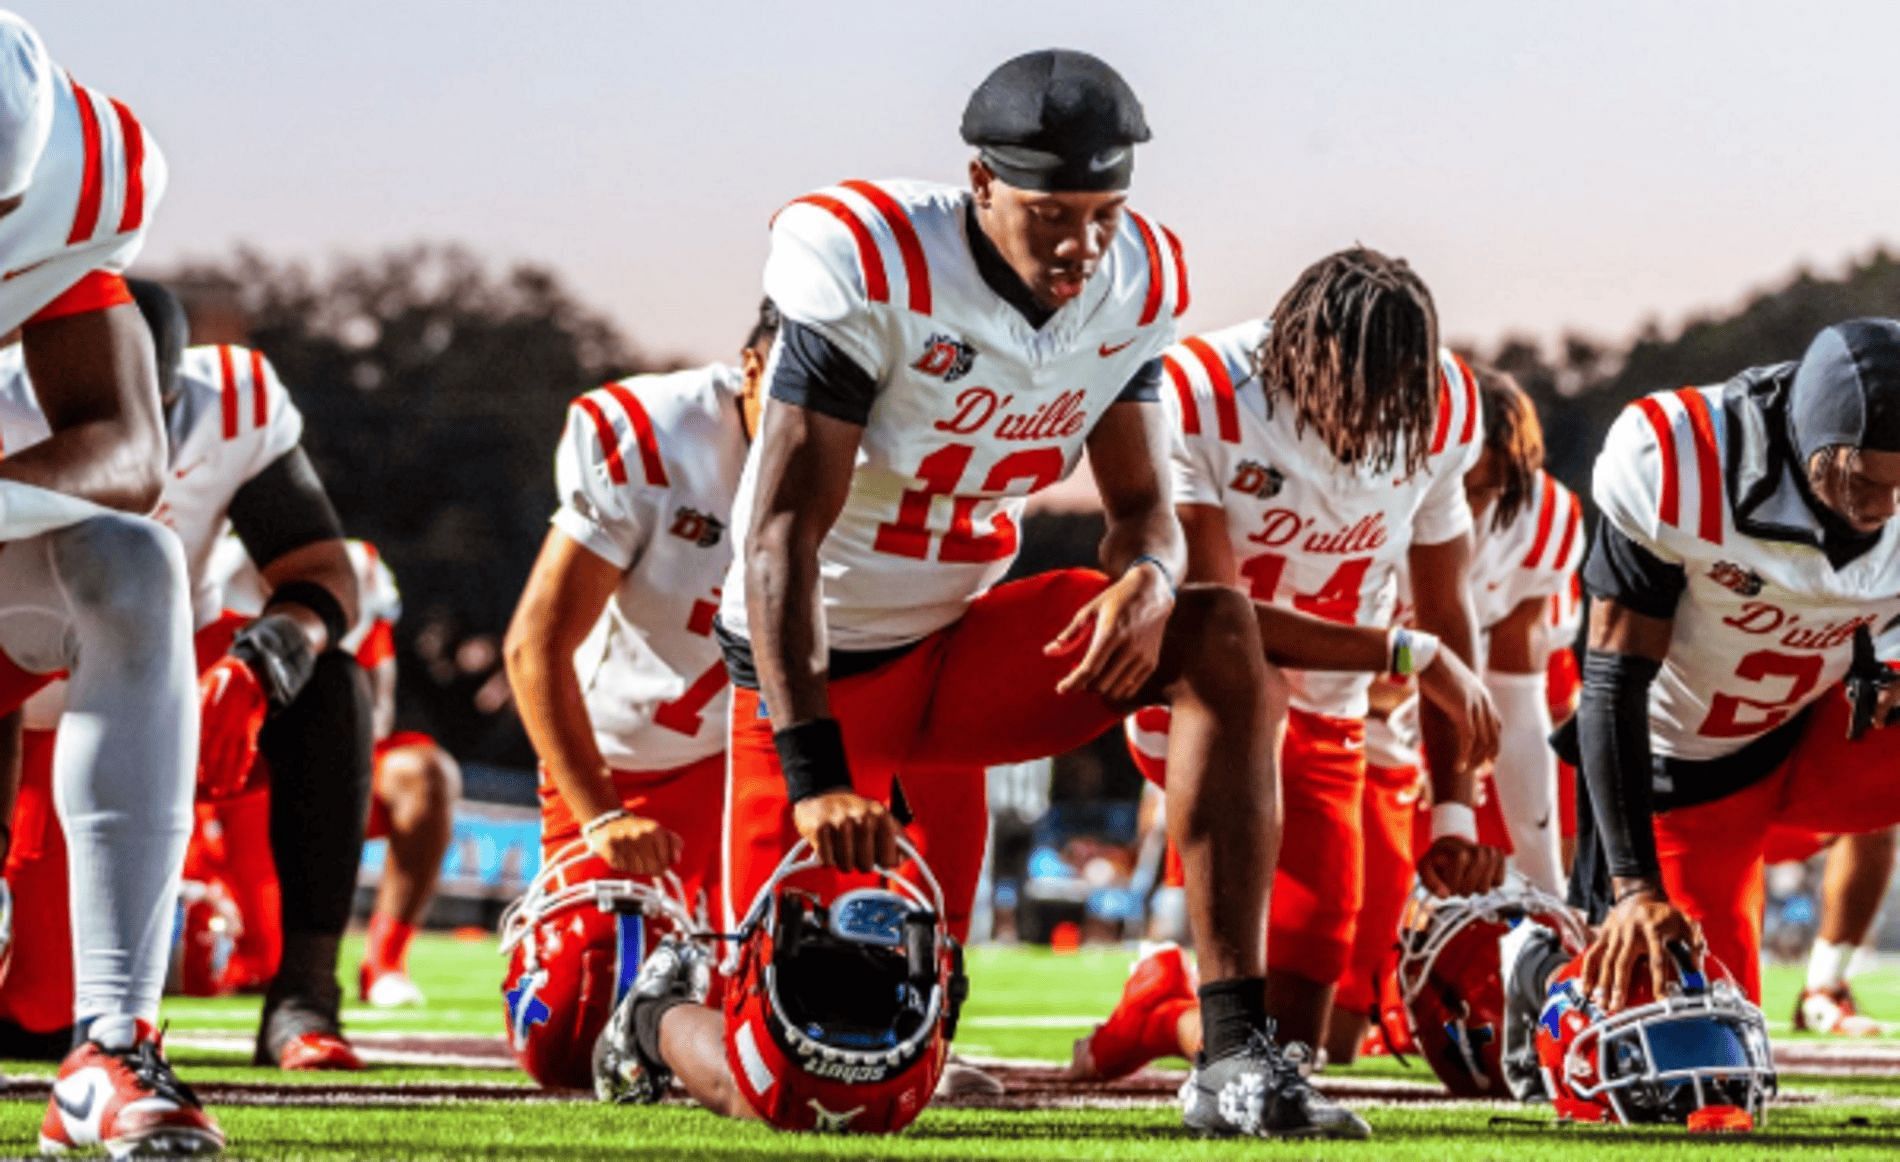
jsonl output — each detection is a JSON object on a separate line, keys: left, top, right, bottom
{"left": 1581, "top": 519, "right": 1686, "bottom": 620}
{"left": 1576, "top": 648, "right": 1664, "bottom": 883}
{"left": 1116, "top": 357, "right": 1162, "bottom": 404}
{"left": 767, "top": 320, "right": 877, "bottom": 426}
{"left": 227, "top": 447, "right": 346, "bottom": 570}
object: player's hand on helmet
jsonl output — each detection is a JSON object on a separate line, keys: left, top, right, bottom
{"left": 1415, "top": 834, "right": 1507, "bottom": 898}
{"left": 1579, "top": 882, "right": 1702, "bottom": 1011}
{"left": 794, "top": 790, "right": 900, "bottom": 873}
{"left": 196, "top": 656, "right": 269, "bottom": 800}
{"left": 1046, "top": 564, "right": 1173, "bottom": 702}
{"left": 1416, "top": 649, "right": 1501, "bottom": 772}
{"left": 584, "top": 811, "right": 683, "bottom": 876}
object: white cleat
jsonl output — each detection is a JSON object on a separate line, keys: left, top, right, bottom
{"left": 363, "top": 970, "right": 427, "bottom": 1009}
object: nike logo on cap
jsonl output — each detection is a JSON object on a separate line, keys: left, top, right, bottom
{"left": 1098, "top": 339, "right": 1135, "bottom": 357}
{"left": 1089, "top": 149, "right": 1129, "bottom": 173}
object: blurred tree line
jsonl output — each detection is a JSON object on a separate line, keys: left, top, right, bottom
{"left": 160, "top": 243, "right": 1900, "bottom": 767}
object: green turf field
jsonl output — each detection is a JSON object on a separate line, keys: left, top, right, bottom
{"left": 4, "top": 933, "right": 1897, "bottom": 1159}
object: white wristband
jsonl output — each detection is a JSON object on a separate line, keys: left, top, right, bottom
{"left": 1430, "top": 801, "right": 1478, "bottom": 843}
{"left": 581, "top": 807, "right": 629, "bottom": 838}
{"left": 1387, "top": 627, "right": 1442, "bottom": 678}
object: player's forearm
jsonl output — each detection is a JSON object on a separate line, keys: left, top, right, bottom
{"left": 258, "top": 539, "right": 360, "bottom": 655}
{"left": 0, "top": 418, "right": 164, "bottom": 512}
{"left": 503, "top": 635, "right": 620, "bottom": 822}
{"left": 1413, "top": 589, "right": 1482, "bottom": 804}
{"left": 1253, "top": 603, "right": 1390, "bottom": 672}
{"left": 1098, "top": 500, "right": 1185, "bottom": 584}
{"left": 746, "top": 511, "right": 832, "bottom": 729}
{"left": 1577, "top": 648, "right": 1664, "bottom": 886}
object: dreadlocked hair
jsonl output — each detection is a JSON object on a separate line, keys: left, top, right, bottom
{"left": 1259, "top": 247, "right": 1440, "bottom": 477}
{"left": 1474, "top": 364, "right": 1544, "bottom": 531}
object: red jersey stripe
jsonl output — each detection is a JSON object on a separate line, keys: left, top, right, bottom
{"left": 1160, "top": 225, "right": 1189, "bottom": 317}
{"left": 1181, "top": 336, "right": 1240, "bottom": 443}
{"left": 1429, "top": 368, "right": 1453, "bottom": 455}
{"left": 67, "top": 81, "right": 105, "bottom": 245}
{"left": 1674, "top": 387, "right": 1724, "bottom": 545}
{"left": 1164, "top": 355, "right": 1202, "bottom": 436}
{"left": 574, "top": 396, "right": 627, "bottom": 485}
{"left": 249, "top": 349, "right": 269, "bottom": 429}
{"left": 600, "top": 383, "right": 669, "bottom": 487}
{"left": 218, "top": 345, "right": 240, "bottom": 439}
{"left": 1129, "top": 213, "right": 1166, "bottom": 327}
{"left": 1552, "top": 486, "right": 1584, "bottom": 571}
{"left": 1632, "top": 397, "right": 1680, "bottom": 529}
{"left": 108, "top": 98, "right": 146, "bottom": 234}
{"left": 1521, "top": 474, "right": 1560, "bottom": 568}
{"left": 1455, "top": 353, "right": 1479, "bottom": 445}
{"left": 787, "top": 194, "right": 888, "bottom": 305}
{"left": 839, "top": 181, "right": 929, "bottom": 315}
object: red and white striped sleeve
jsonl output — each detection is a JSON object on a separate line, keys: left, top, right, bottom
{"left": 216, "top": 346, "right": 304, "bottom": 482}
{"left": 551, "top": 377, "right": 666, "bottom": 570}
{"left": 763, "top": 181, "right": 930, "bottom": 383}
{"left": 1593, "top": 386, "right": 1726, "bottom": 562}
{"left": 1414, "top": 349, "right": 1484, "bottom": 546}
{"left": 1160, "top": 326, "right": 1251, "bottom": 508}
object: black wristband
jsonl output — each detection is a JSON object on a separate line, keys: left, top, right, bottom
{"left": 773, "top": 718, "right": 853, "bottom": 803}
{"left": 268, "top": 579, "right": 351, "bottom": 652}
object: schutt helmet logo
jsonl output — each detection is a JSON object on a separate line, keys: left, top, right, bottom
{"left": 669, "top": 507, "right": 725, "bottom": 549}
{"left": 912, "top": 334, "right": 976, "bottom": 383}
{"left": 1229, "top": 460, "right": 1284, "bottom": 499}
{"left": 1708, "top": 560, "right": 1763, "bottom": 597}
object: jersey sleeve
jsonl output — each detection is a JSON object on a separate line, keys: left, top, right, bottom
{"left": 761, "top": 199, "right": 893, "bottom": 386}
{"left": 1591, "top": 400, "right": 1683, "bottom": 565}
{"left": 550, "top": 390, "right": 652, "bottom": 571}
{"left": 250, "top": 352, "right": 305, "bottom": 471}
{"left": 1413, "top": 351, "right": 1482, "bottom": 546}
{"left": 1159, "top": 353, "right": 1224, "bottom": 509}
{"left": 1500, "top": 477, "right": 1588, "bottom": 612}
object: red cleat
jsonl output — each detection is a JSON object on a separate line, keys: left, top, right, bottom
{"left": 276, "top": 1030, "right": 366, "bottom": 1071}
{"left": 1070, "top": 942, "right": 1197, "bottom": 1081}
{"left": 38, "top": 1016, "right": 224, "bottom": 1157}
{"left": 1793, "top": 984, "right": 1883, "bottom": 1037}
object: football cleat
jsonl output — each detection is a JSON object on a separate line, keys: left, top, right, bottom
{"left": 1793, "top": 985, "right": 1883, "bottom": 1037}
{"left": 359, "top": 964, "right": 426, "bottom": 1009}
{"left": 38, "top": 1015, "right": 224, "bottom": 1158}
{"left": 255, "top": 984, "right": 364, "bottom": 1072}
{"left": 1180, "top": 1028, "right": 1370, "bottom": 1140}
{"left": 935, "top": 1056, "right": 1006, "bottom": 1098}
{"left": 1070, "top": 941, "right": 1197, "bottom": 1080}
{"left": 592, "top": 935, "right": 709, "bottom": 1105}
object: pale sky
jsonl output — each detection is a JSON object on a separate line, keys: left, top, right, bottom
{"left": 18, "top": 1, "right": 1900, "bottom": 363}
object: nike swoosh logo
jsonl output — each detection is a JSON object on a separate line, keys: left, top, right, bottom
{"left": 1089, "top": 148, "right": 1129, "bottom": 173}
{"left": 1098, "top": 339, "right": 1136, "bottom": 358}
{"left": 2, "top": 258, "right": 52, "bottom": 282}
{"left": 53, "top": 1083, "right": 94, "bottom": 1121}
{"left": 206, "top": 666, "right": 232, "bottom": 702}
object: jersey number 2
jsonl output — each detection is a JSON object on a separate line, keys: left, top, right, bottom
{"left": 874, "top": 444, "right": 1064, "bottom": 563}
{"left": 1697, "top": 649, "right": 1824, "bottom": 738}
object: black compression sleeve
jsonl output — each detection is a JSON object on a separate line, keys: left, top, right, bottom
{"left": 1116, "top": 357, "right": 1162, "bottom": 404}
{"left": 767, "top": 320, "right": 877, "bottom": 426}
{"left": 228, "top": 447, "right": 346, "bottom": 569}
{"left": 1581, "top": 520, "right": 1686, "bottom": 620}
{"left": 1577, "top": 648, "right": 1664, "bottom": 883}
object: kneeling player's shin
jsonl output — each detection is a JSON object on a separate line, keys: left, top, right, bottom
{"left": 259, "top": 651, "right": 372, "bottom": 993}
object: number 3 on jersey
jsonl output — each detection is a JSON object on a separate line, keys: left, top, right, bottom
{"left": 874, "top": 443, "right": 1064, "bottom": 563}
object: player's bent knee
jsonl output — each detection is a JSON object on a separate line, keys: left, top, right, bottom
{"left": 47, "top": 513, "right": 188, "bottom": 636}
{"left": 1167, "top": 585, "right": 1267, "bottom": 701}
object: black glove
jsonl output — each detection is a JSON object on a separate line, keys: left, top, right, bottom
{"left": 1846, "top": 624, "right": 1897, "bottom": 742}
{"left": 229, "top": 612, "right": 317, "bottom": 711}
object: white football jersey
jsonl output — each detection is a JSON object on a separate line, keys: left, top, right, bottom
{"left": 0, "top": 342, "right": 301, "bottom": 629}
{"left": 555, "top": 364, "right": 750, "bottom": 770}
{"left": 0, "top": 65, "right": 166, "bottom": 333}
{"left": 1166, "top": 319, "right": 1483, "bottom": 718}
{"left": 1363, "top": 470, "right": 1586, "bottom": 769}
{"left": 1594, "top": 385, "right": 1900, "bottom": 761}
{"left": 341, "top": 539, "right": 401, "bottom": 663}
{"left": 720, "top": 179, "right": 1187, "bottom": 650}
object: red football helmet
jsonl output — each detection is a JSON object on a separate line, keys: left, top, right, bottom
{"left": 1537, "top": 942, "right": 1776, "bottom": 1129}
{"left": 1396, "top": 879, "right": 1588, "bottom": 1097}
{"left": 722, "top": 838, "right": 967, "bottom": 1134}
{"left": 167, "top": 879, "right": 243, "bottom": 997}
{"left": 498, "top": 841, "right": 699, "bottom": 1090}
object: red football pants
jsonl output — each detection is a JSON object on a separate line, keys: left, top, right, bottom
{"left": 1655, "top": 683, "right": 1900, "bottom": 1001}
{"left": 0, "top": 730, "right": 72, "bottom": 1032}
{"left": 1335, "top": 761, "right": 1421, "bottom": 1013}
{"left": 1269, "top": 708, "right": 1368, "bottom": 986}
{"left": 723, "top": 570, "right": 1120, "bottom": 932}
